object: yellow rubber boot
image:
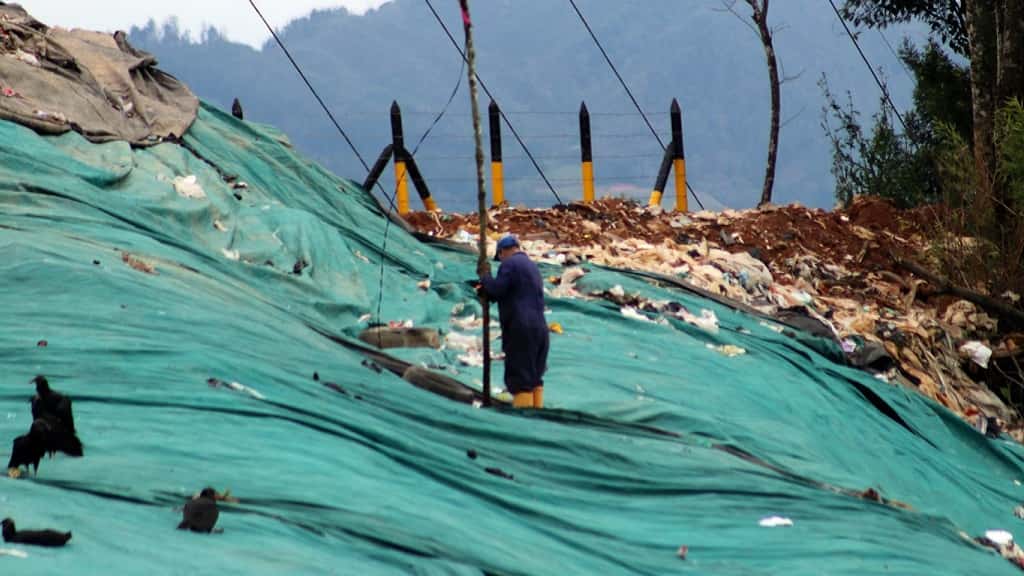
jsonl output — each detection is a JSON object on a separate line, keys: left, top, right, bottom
{"left": 513, "top": 392, "right": 534, "bottom": 409}
{"left": 533, "top": 386, "right": 544, "bottom": 409}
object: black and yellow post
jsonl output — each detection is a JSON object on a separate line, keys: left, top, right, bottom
{"left": 390, "top": 101, "right": 410, "bottom": 214}
{"left": 362, "top": 143, "right": 394, "bottom": 192}
{"left": 488, "top": 100, "right": 504, "bottom": 206}
{"left": 649, "top": 143, "right": 673, "bottom": 206}
{"left": 402, "top": 148, "right": 439, "bottom": 211}
{"left": 579, "top": 101, "right": 595, "bottom": 204}
{"left": 671, "top": 98, "right": 687, "bottom": 212}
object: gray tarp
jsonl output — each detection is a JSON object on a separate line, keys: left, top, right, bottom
{"left": 0, "top": 3, "right": 197, "bottom": 145}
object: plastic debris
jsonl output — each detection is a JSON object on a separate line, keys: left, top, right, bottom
{"left": 708, "top": 344, "right": 747, "bottom": 357}
{"left": 388, "top": 320, "right": 414, "bottom": 329}
{"left": 549, "top": 322, "right": 563, "bottom": 334}
{"left": 172, "top": 174, "right": 206, "bottom": 199}
{"left": 1014, "top": 506, "right": 1024, "bottom": 520}
{"left": 621, "top": 307, "right": 654, "bottom": 323}
{"left": 36, "top": 340, "right": 47, "bottom": 347}
{"left": 353, "top": 250, "right": 370, "bottom": 264}
{"left": 759, "top": 516, "right": 793, "bottom": 527}
{"left": 213, "top": 219, "right": 228, "bottom": 232}
{"left": 357, "top": 313, "right": 372, "bottom": 323}
{"left": 14, "top": 49, "right": 39, "bottom": 66}
{"left": 417, "top": 279, "right": 431, "bottom": 291}
{"left": 121, "top": 252, "right": 157, "bottom": 275}
{"left": 221, "top": 248, "right": 240, "bottom": 261}
{"left": 677, "top": 309, "right": 719, "bottom": 333}
{"left": 676, "top": 545, "right": 688, "bottom": 560}
{"left": 959, "top": 341, "right": 993, "bottom": 369}
{"left": 0, "top": 548, "right": 28, "bottom": 558}
{"left": 207, "top": 377, "right": 265, "bottom": 400}
{"left": 986, "top": 530, "right": 1014, "bottom": 546}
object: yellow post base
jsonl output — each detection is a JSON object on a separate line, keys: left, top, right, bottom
{"left": 423, "top": 196, "right": 440, "bottom": 212}
{"left": 673, "top": 158, "right": 687, "bottom": 212}
{"left": 648, "top": 189, "right": 663, "bottom": 207}
{"left": 395, "top": 161, "right": 409, "bottom": 215}
{"left": 491, "top": 161, "right": 505, "bottom": 206}
{"left": 581, "top": 161, "right": 595, "bottom": 204}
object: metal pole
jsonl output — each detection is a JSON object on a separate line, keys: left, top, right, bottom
{"left": 671, "top": 98, "right": 687, "bottom": 212}
{"left": 390, "top": 101, "right": 410, "bottom": 214}
{"left": 488, "top": 99, "right": 504, "bottom": 206}
{"left": 579, "top": 101, "right": 594, "bottom": 203}
{"left": 459, "top": 0, "right": 491, "bottom": 406}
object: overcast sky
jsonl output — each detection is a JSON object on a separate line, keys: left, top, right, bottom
{"left": 26, "top": 1, "right": 392, "bottom": 48}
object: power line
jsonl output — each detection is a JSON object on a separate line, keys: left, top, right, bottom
{"left": 248, "top": 0, "right": 372, "bottom": 172}
{"left": 827, "top": 0, "right": 909, "bottom": 132}
{"left": 422, "top": 0, "right": 563, "bottom": 205}
{"left": 566, "top": 0, "right": 705, "bottom": 210}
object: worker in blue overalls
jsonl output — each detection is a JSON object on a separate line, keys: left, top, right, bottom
{"left": 478, "top": 234, "right": 549, "bottom": 408}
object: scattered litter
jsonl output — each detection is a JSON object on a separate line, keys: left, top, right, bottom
{"left": 759, "top": 516, "right": 793, "bottom": 527}
{"left": 14, "top": 49, "right": 39, "bottom": 66}
{"left": 708, "top": 344, "right": 747, "bottom": 357}
{"left": 389, "top": 319, "right": 414, "bottom": 329}
{"left": 233, "top": 181, "right": 249, "bottom": 190}
{"left": 450, "top": 315, "right": 480, "bottom": 330}
{"left": 453, "top": 229, "right": 475, "bottom": 244}
{"left": 2, "top": 86, "right": 17, "bottom": 98}
{"left": 609, "top": 285, "right": 626, "bottom": 299}
{"left": 841, "top": 338, "right": 858, "bottom": 353}
{"left": 676, "top": 545, "right": 688, "bottom": 560}
{"left": 358, "top": 313, "right": 372, "bottom": 323}
{"left": 292, "top": 259, "right": 309, "bottom": 275}
{"left": 172, "top": 175, "right": 206, "bottom": 199}
{"left": 959, "top": 341, "right": 993, "bottom": 369}
{"left": 121, "top": 252, "right": 157, "bottom": 274}
{"left": 445, "top": 331, "right": 480, "bottom": 352}
{"left": 221, "top": 248, "right": 240, "bottom": 261}
{"left": 677, "top": 308, "right": 719, "bottom": 333}
{"left": 760, "top": 321, "right": 784, "bottom": 334}
{"left": 549, "top": 322, "right": 563, "bottom": 334}
{"left": 985, "top": 530, "right": 1015, "bottom": 546}
{"left": 0, "top": 548, "right": 28, "bottom": 558}
{"left": 213, "top": 219, "right": 227, "bottom": 232}
{"left": 417, "top": 279, "right": 431, "bottom": 291}
{"left": 466, "top": 449, "right": 478, "bottom": 459}
{"left": 458, "top": 352, "right": 483, "bottom": 367}
{"left": 485, "top": 467, "right": 514, "bottom": 480}
{"left": 36, "top": 340, "right": 46, "bottom": 347}
{"left": 207, "top": 377, "right": 265, "bottom": 400}
{"left": 353, "top": 250, "right": 370, "bottom": 264}
{"left": 621, "top": 306, "right": 654, "bottom": 323}
{"left": 1014, "top": 506, "right": 1024, "bottom": 520}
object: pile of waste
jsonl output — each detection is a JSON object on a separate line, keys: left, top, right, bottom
{"left": 407, "top": 196, "right": 1024, "bottom": 439}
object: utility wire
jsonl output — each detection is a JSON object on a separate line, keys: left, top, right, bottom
{"left": 411, "top": 58, "right": 466, "bottom": 156}
{"left": 566, "top": 0, "right": 704, "bottom": 210}
{"left": 827, "top": 0, "right": 909, "bottom": 132}
{"left": 422, "top": 0, "right": 563, "bottom": 205}
{"left": 249, "top": 0, "right": 373, "bottom": 172}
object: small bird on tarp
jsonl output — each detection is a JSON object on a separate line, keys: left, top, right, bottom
{"left": 30, "top": 375, "right": 75, "bottom": 434}
{"left": 231, "top": 97, "right": 244, "bottom": 120}
{"left": 178, "top": 488, "right": 220, "bottom": 533}
{"left": 7, "top": 418, "right": 83, "bottom": 478}
{"left": 2, "top": 518, "right": 72, "bottom": 547}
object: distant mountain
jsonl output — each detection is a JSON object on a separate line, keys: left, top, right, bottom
{"left": 130, "top": 0, "right": 924, "bottom": 212}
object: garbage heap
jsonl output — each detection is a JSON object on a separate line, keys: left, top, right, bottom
{"left": 406, "top": 196, "right": 1024, "bottom": 440}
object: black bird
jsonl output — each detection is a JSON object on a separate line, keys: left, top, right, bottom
{"left": 1, "top": 518, "right": 72, "bottom": 547}
{"left": 7, "top": 419, "right": 48, "bottom": 476}
{"left": 7, "top": 419, "right": 83, "bottom": 477}
{"left": 231, "top": 97, "right": 244, "bottom": 120}
{"left": 30, "top": 375, "right": 75, "bottom": 434}
{"left": 177, "top": 488, "right": 219, "bottom": 533}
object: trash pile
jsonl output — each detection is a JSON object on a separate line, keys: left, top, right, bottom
{"left": 407, "top": 196, "right": 1024, "bottom": 439}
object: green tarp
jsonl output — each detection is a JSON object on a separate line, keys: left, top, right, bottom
{"left": 2, "top": 103, "right": 1024, "bottom": 574}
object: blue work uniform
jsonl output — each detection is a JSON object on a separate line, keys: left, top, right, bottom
{"left": 480, "top": 252, "right": 549, "bottom": 394}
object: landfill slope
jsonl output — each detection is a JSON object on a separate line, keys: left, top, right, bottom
{"left": 1, "top": 105, "right": 1024, "bottom": 575}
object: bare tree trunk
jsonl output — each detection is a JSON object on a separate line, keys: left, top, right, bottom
{"left": 746, "top": 0, "right": 779, "bottom": 207}
{"left": 966, "top": 0, "right": 998, "bottom": 203}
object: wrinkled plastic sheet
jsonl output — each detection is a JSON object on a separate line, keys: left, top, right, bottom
{"left": 0, "top": 104, "right": 1023, "bottom": 574}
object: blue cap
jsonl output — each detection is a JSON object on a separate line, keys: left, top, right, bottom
{"left": 494, "top": 234, "right": 520, "bottom": 261}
